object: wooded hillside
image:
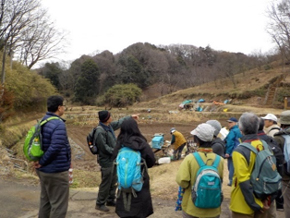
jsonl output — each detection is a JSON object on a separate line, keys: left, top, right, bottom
{"left": 38, "top": 42, "right": 278, "bottom": 105}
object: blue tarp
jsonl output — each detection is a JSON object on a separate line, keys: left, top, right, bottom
{"left": 197, "top": 99, "right": 205, "bottom": 103}
{"left": 181, "top": 100, "right": 193, "bottom": 105}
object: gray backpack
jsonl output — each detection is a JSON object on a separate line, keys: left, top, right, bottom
{"left": 239, "top": 141, "right": 282, "bottom": 199}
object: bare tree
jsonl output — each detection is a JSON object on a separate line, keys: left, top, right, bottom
{"left": 0, "top": 0, "right": 67, "bottom": 71}
{"left": 267, "top": 0, "right": 290, "bottom": 63}
{"left": 216, "top": 52, "right": 238, "bottom": 88}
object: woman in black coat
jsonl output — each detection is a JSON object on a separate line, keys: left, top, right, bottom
{"left": 112, "top": 117, "right": 156, "bottom": 218}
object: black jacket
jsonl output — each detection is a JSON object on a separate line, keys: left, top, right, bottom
{"left": 211, "top": 137, "right": 225, "bottom": 157}
{"left": 112, "top": 136, "right": 156, "bottom": 218}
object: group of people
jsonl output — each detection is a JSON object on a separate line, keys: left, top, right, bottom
{"left": 33, "top": 95, "right": 155, "bottom": 218}
{"left": 176, "top": 111, "right": 290, "bottom": 218}
{"left": 32, "top": 95, "right": 290, "bottom": 218}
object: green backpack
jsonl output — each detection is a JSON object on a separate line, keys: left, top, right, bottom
{"left": 239, "top": 141, "right": 282, "bottom": 199}
{"left": 23, "top": 117, "right": 61, "bottom": 161}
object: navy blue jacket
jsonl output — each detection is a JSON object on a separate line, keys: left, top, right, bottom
{"left": 38, "top": 112, "right": 71, "bottom": 173}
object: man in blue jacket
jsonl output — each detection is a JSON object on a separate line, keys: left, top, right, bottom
{"left": 33, "top": 95, "right": 71, "bottom": 218}
{"left": 225, "top": 117, "right": 242, "bottom": 186}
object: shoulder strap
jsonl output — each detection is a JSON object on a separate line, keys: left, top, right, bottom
{"left": 239, "top": 140, "right": 270, "bottom": 154}
{"left": 212, "top": 155, "right": 221, "bottom": 169}
{"left": 239, "top": 142, "right": 258, "bottom": 154}
{"left": 193, "top": 152, "right": 220, "bottom": 168}
{"left": 96, "top": 125, "right": 108, "bottom": 134}
{"left": 94, "top": 126, "right": 108, "bottom": 144}
{"left": 260, "top": 140, "right": 270, "bottom": 150}
{"left": 269, "top": 127, "right": 281, "bottom": 132}
{"left": 193, "top": 152, "right": 205, "bottom": 168}
{"left": 40, "top": 116, "right": 61, "bottom": 126}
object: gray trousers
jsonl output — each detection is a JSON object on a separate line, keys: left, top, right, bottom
{"left": 96, "top": 166, "right": 117, "bottom": 206}
{"left": 36, "top": 170, "right": 69, "bottom": 218}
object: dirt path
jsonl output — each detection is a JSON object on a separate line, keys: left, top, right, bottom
{"left": 0, "top": 178, "right": 232, "bottom": 218}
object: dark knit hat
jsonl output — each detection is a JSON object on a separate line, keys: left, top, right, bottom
{"left": 98, "top": 110, "right": 111, "bottom": 123}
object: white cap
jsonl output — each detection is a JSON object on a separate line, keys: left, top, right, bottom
{"left": 190, "top": 123, "right": 215, "bottom": 142}
{"left": 261, "top": 113, "right": 277, "bottom": 122}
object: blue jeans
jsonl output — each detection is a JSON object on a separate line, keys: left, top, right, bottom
{"left": 227, "top": 157, "right": 234, "bottom": 185}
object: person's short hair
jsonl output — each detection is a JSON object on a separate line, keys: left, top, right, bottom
{"left": 258, "top": 117, "right": 264, "bottom": 131}
{"left": 206, "top": 120, "right": 222, "bottom": 137}
{"left": 239, "top": 112, "right": 259, "bottom": 135}
{"left": 47, "top": 95, "right": 64, "bottom": 112}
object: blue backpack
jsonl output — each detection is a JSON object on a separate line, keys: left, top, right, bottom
{"left": 115, "top": 147, "right": 147, "bottom": 211}
{"left": 282, "top": 135, "right": 290, "bottom": 175}
{"left": 191, "top": 152, "right": 222, "bottom": 208}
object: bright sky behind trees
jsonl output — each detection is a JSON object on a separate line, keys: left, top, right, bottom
{"left": 41, "top": 0, "right": 275, "bottom": 64}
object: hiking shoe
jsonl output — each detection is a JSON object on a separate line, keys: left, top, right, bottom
{"left": 106, "top": 201, "right": 116, "bottom": 207}
{"left": 95, "top": 204, "right": 109, "bottom": 212}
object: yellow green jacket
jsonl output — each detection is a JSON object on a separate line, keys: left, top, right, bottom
{"left": 176, "top": 150, "right": 224, "bottom": 217}
{"left": 230, "top": 136, "right": 264, "bottom": 214}
{"left": 171, "top": 130, "right": 186, "bottom": 150}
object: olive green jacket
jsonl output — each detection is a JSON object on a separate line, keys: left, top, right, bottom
{"left": 93, "top": 116, "right": 131, "bottom": 168}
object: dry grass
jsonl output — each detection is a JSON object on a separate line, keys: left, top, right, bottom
{"left": 138, "top": 64, "right": 290, "bottom": 108}
{"left": 149, "top": 159, "right": 232, "bottom": 200}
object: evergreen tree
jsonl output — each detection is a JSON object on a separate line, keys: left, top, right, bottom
{"left": 74, "top": 59, "right": 100, "bottom": 104}
{"left": 39, "top": 62, "right": 63, "bottom": 90}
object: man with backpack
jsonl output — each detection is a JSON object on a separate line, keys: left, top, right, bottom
{"left": 33, "top": 95, "right": 71, "bottom": 218}
{"left": 230, "top": 112, "right": 281, "bottom": 218}
{"left": 262, "top": 113, "right": 280, "bottom": 137}
{"left": 257, "top": 117, "right": 284, "bottom": 217}
{"left": 262, "top": 113, "right": 284, "bottom": 213}
{"left": 273, "top": 110, "right": 290, "bottom": 218}
{"left": 224, "top": 117, "right": 242, "bottom": 186}
{"left": 176, "top": 123, "right": 224, "bottom": 218}
{"left": 94, "top": 110, "right": 139, "bottom": 212}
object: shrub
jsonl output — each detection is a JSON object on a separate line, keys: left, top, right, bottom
{"left": 101, "top": 83, "right": 142, "bottom": 107}
{"left": 5, "top": 62, "right": 56, "bottom": 112}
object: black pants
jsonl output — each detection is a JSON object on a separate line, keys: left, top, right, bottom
{"left": 174, "top": 143, "right": 186, "bottom": 160}
{"left": 275, "top": 189, "right": 284, "bottom": 209}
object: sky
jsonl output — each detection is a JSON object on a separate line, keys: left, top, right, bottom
{"left": 40, "top": 0, "right": 275, "bottom": 65}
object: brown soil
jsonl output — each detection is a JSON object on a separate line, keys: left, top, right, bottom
{"left": 65, "top": 120, "right": 284, "bottom": 218}
{"left": 1, "top": 104, "right": 286, "bottom": 218}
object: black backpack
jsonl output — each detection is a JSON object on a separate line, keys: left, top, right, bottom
{"left": 87, "top": 126, "right": 107, "bottom": 155}
{"left": 87, "top": 127, "right": 99, "bottom": 154}
{"left": 258, "top": 133, "right": 284, "bottom": 175}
